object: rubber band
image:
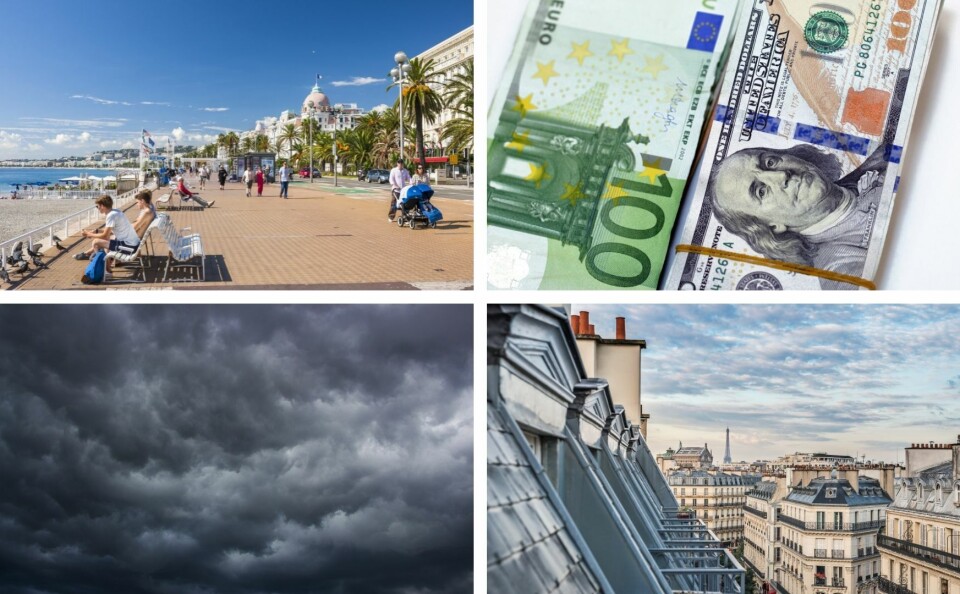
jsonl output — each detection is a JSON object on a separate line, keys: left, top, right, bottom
{"left": 674, "top": 244, "right": 876, "bottom": 290}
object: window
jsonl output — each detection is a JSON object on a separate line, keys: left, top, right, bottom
{"left": 816, "top": 511, "right": 826, "bottom": 530}
{"left": 523, "top": 431, "right": 542, "bottom": 463}
{"left": 834, "top": 512, "right": 843, "bottom": 529}
{"left": 941, "top": 577, "right": 948, "bottom": 594}
{"left": 923, "top": 571, "right": 928, "bottom": 594}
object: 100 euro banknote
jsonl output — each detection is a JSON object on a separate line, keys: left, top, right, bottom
{"left": 487, "top": 0, "right": 740, "bottom": 289}
{"left": 664, "top": 0, "right": 942, "bottom": 290}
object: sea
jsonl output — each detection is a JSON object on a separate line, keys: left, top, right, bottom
{"left": 0, "top": 167, "right": 115, "bottom": 193}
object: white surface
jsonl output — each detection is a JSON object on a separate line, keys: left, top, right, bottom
{"left": 485, "top": 0, "right": 960, "bottom": 290}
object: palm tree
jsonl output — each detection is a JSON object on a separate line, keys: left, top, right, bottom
{"left": 440, "top": 59, "right": 474, "bottom": 156}
{"left": 342, "top": 128, "right": 376, "bottom": 172}
{"left": 255, "top": 134, "right": 270, "bottom": 152}
{"left": 240, "top": 136, "right": 254, "bottom": 154}
{"left": 388, "top": 57, "right": 444, "bottom": 169}
{"left": 222, "top": 131, "right": 240, "bottom": 157}
{"left": 279, "top": 123, "right": 298, "bottom": 164}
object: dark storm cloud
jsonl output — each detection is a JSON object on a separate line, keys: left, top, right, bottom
{"left": 0, "top": 305, "right": 473, "bottom": 594}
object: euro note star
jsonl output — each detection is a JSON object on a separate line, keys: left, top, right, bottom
{"left": 641, "top": 54, "right": 669, "bottom": 79}
{"left": 532, "top": 60, "right": 560, "bottom": 86}
{"left": 568, "top": 41, "right": 594, "bottom": 66}
{"left": 512, "top": 94, "right": 537, "bottom": 117}
{"left": 525, "top": 163, "right": 552, "bottom": 189}
{"left": 608, "top": 39, "right": 634, "bottom": 63}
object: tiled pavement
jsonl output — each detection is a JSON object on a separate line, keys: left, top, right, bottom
{"left": 7, "top": 178, "right": 473, "bottom": 290}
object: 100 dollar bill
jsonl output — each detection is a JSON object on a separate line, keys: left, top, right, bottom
{"left": 487, "top": 0, "right": 740, "bottom": 289}
{"left": 664, "top": 0, "right": 942, "bottom": 290}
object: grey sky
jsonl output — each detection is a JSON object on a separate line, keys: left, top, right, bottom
{"left": 0, "top": 305, "right": 473, "bottom": 594}
{"left": 573, "top": 304, "right": 960, "bottom": 464}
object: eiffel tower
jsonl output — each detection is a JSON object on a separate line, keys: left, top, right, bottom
{"left": 723, "top": 427, "right": 732, "bottom": 464}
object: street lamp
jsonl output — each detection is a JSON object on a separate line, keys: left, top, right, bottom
{"left": 320, "top": 103, "right": 344, "bottom": 187}
{"left": 306, "top": 100, "right": 318, "bottom": 184}
{"left": 390, "top": 51, "right": 412, "bottom": 159}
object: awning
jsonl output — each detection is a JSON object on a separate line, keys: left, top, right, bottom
{"left": 412, "top": 156, "right": 450, "bottom": 164}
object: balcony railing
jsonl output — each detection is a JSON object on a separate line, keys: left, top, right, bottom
{"left": 744, "top": 506, "right": 767, "bottom": 519}
{"left": 831, "top": 549, "right": 845, "bottom": 559}
{"left": 856, "top": 546, "right": 877, "bottom": 558}
{"left": 878, "top": 534, "right": 960, "bottom": 575}
{"left": 779, "top": 515, "right": 883, "bottom": 532}
{"left": 814, "top": 549, "right": 827, "bottom": 558}
{"left": 877, "top": 575, "right": 916, "bottom": 594}
{"left": 832, "top": 577, "right": 845, "bottom": 587}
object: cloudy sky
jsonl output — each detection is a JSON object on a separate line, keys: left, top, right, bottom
{"left": 0, "top": 0, "right": 472, "bottom": 159}
{"left": 572, "top": 304, "right": 960, "bottom": 464}
{"left": 0, "top": 305, "right": 472, "bottom": 594}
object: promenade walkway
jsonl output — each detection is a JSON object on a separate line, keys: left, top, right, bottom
{"left": 7, "top": 175, "right": 473, "bottom": 290}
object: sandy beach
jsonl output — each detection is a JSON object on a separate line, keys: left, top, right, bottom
{"left": 0, "top": 199, "right": 94, "bottom": 244}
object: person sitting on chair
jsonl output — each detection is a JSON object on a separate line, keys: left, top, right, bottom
{"left": 73, "top": 194, "right": 141, "bottom": 279}
{"left": 132, "top": 190, "right": 156, "bottom": 239}
{"left": 176, "top": 175, "right": 214, "bottom": 208}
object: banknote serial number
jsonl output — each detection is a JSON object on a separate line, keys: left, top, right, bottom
{"left": 538, "top": 0, "right": 567, "bottom": 45}
{"left": 855, "top": 3, "right": 883, "bottom": 77}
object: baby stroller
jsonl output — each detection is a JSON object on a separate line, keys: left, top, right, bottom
{"left": 396, "top": 183, "right": 443, "bottom": 230}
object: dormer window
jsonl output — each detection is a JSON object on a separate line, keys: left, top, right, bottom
{"left": 826, "top": 488, "right": 837, "bottom": 499}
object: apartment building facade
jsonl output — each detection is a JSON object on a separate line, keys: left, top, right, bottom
{"left": 878, "top": 438, "right": 960, "bottom": 594}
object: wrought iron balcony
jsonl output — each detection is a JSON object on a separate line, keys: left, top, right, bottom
{"left": 779, "top": 515, "right": 883, "bottom": 532}
{"left": 814, "top": 549, "right": 827, "bottom": 558}
{"left": 878, "top": 534, "right": 960, "bottom": 575}
{"left": 877, "top": 575, "right": 916, "bottom": 594}
{"left": 831, "top": 549, "right": 845, "bottom": 559}
{"left": 744, "top": 505, "right": 767, "bottom": 519}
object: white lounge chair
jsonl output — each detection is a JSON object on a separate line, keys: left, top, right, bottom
{"left": 155, "top": 213, "right": 204, "bottom": 282}
{"left": 104, "top": 218, "right": 162, "bottom": 283}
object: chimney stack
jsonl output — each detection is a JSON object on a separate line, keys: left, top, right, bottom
{"left": 616, "top": 317, "right": 626, "bottom": 340}
{"left": 588, "top": 324, "right": 596, "bottom": 335}
{"left": 570, "top": 314, "right": 581, "bottom": 335}
{"left": 579, "top": 310, "right": 590, "bottom": 335}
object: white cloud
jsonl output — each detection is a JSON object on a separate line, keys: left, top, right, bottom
{"left": 203, "top": 126, "right": 237, "bottom": 133}
{"left": 331, "top": 76, "right": 385, "bottom": 87}
{"left": 187, "top": 133, "right": 217, "bottom": 143}
{"left": 121, "top": 141, "right": 135, "bottom": 149}
{"left": 26, "top": 143, "right": 43, "bottom": 151}
{"left": 45, "top": 134, "right": 73, "bottom": 145}
{"left": 171, "top": 127, "right": 186, "bottom": 141}
{"left": 141, "top": 101, "right": 171, "bottom": 106}
{"left": 22, "top": 117, "right": 127, "bottom": 128}
{"left": 370, "top": 104, "right": 390, "bottom": 113}
{"left": 71, "top": 94, "right": 132, "bottom": 106}
{"left": 0, "top": 131, "right": 23, "bottom": 150}
{"left": 78, "top": 132, "right": 91, "bottom": 142}
{"left": 200, "top": 107, "right": 229, "bottom": 112}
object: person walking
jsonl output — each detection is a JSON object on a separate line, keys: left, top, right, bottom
{"left": 278, "top": 162, "right": 291, "bottom": 198}
{"left": 411, "top": 164, "right": 431, "bottom": 186}
{"left": 198, "top": 165, "right": 207, "bottom": 190}
{"left": 388, "top": 158, "right": 411, "bottom": 222}
{"left": 242, "top": 166, "right": 254, "bottom": 197}
{"left": 255, "top": 166, "right": 265, "bottom": 197}
{"left": 218, "top": 165, "right": 227, "bottom": 190}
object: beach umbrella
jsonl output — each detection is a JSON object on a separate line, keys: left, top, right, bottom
{"left": 59, "top": 176, "right": 83, "bottom": 182}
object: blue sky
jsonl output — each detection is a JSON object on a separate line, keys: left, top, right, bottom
{"left": 573, "top": 304, "right": 960, "bottom": 464}
{"left": 0, "top": 0, "right": 472, "bottom": 159}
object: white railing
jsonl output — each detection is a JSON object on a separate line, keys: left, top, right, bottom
{"left": 0, "top": 183, "right": 156, "bottom": 265}
{"left": 13, "top": 189, "right": 117, "bottom": 200}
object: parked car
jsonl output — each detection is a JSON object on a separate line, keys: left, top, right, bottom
{"left": 366, "top": 169, "right": 389, "bottom": 184}
{"left": 357, "top": 168, "right": 367, "bottom": 181}
{"left": 299, "top": 167, "right": 321, "bottom": 178}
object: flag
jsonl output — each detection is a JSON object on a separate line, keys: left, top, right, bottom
{"left": 148, "top": 137, "right": 155, "bottom": 148}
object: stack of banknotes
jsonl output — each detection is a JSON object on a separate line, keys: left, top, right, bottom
{"left": 488, "top": 0, "right": 942, "bottom": 290}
